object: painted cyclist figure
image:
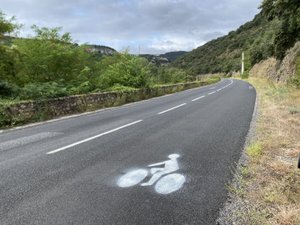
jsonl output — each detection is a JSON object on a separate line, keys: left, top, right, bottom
{"left": 141, "top": 154, "right": 180, "bottom": 186}
{"left": 117, "top": 153, "right": 185, "bottom": 194}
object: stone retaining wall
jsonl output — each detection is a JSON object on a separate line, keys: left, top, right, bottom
{"left": 0, "top": 80, "right": 217, "bottom": 128}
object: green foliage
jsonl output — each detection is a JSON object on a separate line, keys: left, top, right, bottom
{"left": 0, "top": 11, "right": 20, "bottom": 37}
{"left": 290, "top": 55, "right": 300, "bottom": 87}
{"left": 173, "top": 1, "right": 300, "bottom": 75}
{"left": 0, "top": 10, "right": 21, "bottom": 84}
{"left": 173, "top": 13, "right": 280, "bottom": 75}
{"left": 157, "top": 67, "right": 186, "bottom": 84}
{"left": 247, "top": 142, "right": 263, "bottom": 157}
{"left": 160, "top": 51, "right": 187, "bottom": 62}
{"left": 261, "top": 0, "right": 300, "bottom": 59}
{"left": 19, "top": 82, "right": 68, "bottom": 100}
{"left": 241, "top": 71, "right": 249, "bottom": 79}
{"left": 97, "top": 52, "right": 151, "bottom": 90}
{"left": 0, "top": 9, "right": 203, "bottom": 102}
{"left": 253, "top": 0, "right": 300, "bottom": 60}
{"left": 109, "top": 84, "right": 137, "bottom": 92}
{"left": 13, "top": 26, "right": 91, "bottom": 86}
{"left": 0, "top": 81, "right": 19, "bottom": 97}
{"left": 31, "top": 25, "right": 72, "bottom": 43}
{"left": 154, "top": 67, "right": 187, "bottom": 84}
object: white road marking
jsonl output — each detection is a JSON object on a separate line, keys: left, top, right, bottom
{"left": 191, "top": 96, "right": 205, "bottom": 102}
{"left": 118, "top": 154, "right": 185, "bottom": 194}
{"left": 155, "top": 173, "right": 185, "bottom": 195}
{"left": 117, "top": 169, "right": 148, "bottom": 188}
{"left": 1, "top": 80, "right": 226, "bottom": 134}
{"left": 190, "top": 79, "right": 233, "bottom": 99}
{"left": 0, "top": 132, "right": 60, "bottom": 151}
{"left": 46, "top": 120, "right": 143, "bottom": 155}
{"left": 157, "top": 103, "right": 186, "bottom": 115}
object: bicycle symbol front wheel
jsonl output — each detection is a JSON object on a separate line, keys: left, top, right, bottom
{"left": 154, "top": 173, "right": 185, "bottom": 195}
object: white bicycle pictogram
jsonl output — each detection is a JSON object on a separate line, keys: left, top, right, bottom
{"left": 117, "top": 154, "right": 185, "bottom": 194}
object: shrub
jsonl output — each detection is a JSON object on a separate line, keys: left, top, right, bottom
{"left": 0, "top": 81, "right": 19, "bottom": 97}
{"left": 96, "top": 53, "right": 151, "bottom": 90}
{"left": 19, "top": 82, "right": 68, "bottom": 100}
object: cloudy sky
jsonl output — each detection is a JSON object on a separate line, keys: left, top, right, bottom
{"left": 2, "top": 0, "right": 262, "bottom": 54}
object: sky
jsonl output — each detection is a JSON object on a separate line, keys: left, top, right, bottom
{"left": 1, "top": 0, "right": 262, "bottom": 54}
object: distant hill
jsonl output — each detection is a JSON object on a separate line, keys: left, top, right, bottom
{"left": 172, "top": 12, "right": 280, "bottom": 75}
{"left": 160, "top": 51, "right": 187, "bottom": 62}
{"left": 140, "top": 51, "right": 188, "bottom": 66}
{"left": 140, "top": 54, "right": 169, "bottom": 66}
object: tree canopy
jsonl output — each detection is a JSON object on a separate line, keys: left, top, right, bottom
{"left": 261, "top": 0, "right": 300, "bottom": 59}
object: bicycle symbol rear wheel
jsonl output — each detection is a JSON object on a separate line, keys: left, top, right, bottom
{"left": 117, "top": 169, "right": 148, "bottom": 188}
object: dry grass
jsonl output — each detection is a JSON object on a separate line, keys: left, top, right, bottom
{"left": 234, "top": 78, "right": 300, "bottom": 225}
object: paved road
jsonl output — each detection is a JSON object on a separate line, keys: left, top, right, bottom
{"left": 0, "top": 79, "right": 256, "bottom": 225}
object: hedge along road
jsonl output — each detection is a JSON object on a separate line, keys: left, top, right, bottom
{"left": 0, "top": 79, "right": 256, "bottom": 225}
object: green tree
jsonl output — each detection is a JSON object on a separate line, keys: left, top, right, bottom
{"left": 14, "top": 26, "right": 92, "bottom": 87}
{"left": 97, "top": 52, "right": 151, "bottom": 90}
{"left": 261, "top": 0, "right": 300, "bottom": 59}
{"left": 0, "top": 11, "right": 20, "bottom": 89}
{"left": 156, "top": 67, "right": 186, "bottom": 84}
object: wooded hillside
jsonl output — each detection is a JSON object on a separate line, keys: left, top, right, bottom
{"left": 173, "top": 0, "right": 300, "bottom": 76}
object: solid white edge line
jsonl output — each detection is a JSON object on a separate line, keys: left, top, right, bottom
{"left": 208, "top": 91, "right": 215, "bottom": 95}
{"left": 46, "top": 120, "right": 143, "bottom": 155}
{"left": 191, "top": 96, "right": 205, "bottom": 102}
{"left": 157, "top": 103, "right": 187, "bottom": 115}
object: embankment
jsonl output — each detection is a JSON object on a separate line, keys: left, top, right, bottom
{"left": 250, "top": 41, "right": 300, "bottom": 84}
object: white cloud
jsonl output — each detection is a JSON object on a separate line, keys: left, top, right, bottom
{"left": 1, "top": 0, "right": 262, "bottom": 54}
{"left": 150, "top": 36, "right": 204, "bottom": 53}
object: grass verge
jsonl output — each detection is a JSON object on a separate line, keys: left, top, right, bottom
{"left": 222, "top": 77, "right": 300, "bottom": 225}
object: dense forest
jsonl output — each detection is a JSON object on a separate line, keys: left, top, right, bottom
{"left": 173, "top": 0, "right": 300, "bottom": 76}
{"left": 0, "top": 11, "right": 189, "bottom": 101}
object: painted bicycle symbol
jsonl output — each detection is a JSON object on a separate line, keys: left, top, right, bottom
{"left": 117, "top": 154, "right": 185, "bottom": 194}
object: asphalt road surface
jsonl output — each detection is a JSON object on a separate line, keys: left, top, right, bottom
{"left": 0, "top": 79, "right": 256, "bottom": 225}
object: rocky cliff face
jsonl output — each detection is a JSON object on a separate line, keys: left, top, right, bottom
{"left": 250, "top": 41, "right": 300, "bottom": 83}
{"left": 140, "top": 51, "right": 187, "bottom": 66}
{"left": 139, "top": 54, "right": 169, "bottom": 66}
{"left": 85, "top": 45, "right": 117, "bottom": 56}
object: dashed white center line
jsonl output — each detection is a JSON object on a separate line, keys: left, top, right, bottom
{"left": 46, "top": 120, "right": 143, "bottom": 155}
{"left": 46, "top": 80, "right": 234, "bottom": 155}
{"left": 191, "top": 96, "right": 205, "bottom": 102}
{"left": 157, "top": 103, "right": 186, "bottom": 115}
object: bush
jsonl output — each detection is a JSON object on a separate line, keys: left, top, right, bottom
{"left": 0, "top": 81, "right": 19, "bottom": 97}
{"left": 19, "top": 82, "right": 68, "bottom": 100}
{"left": 96, "top": 53, "right": 151, "bottom": 90}
{"left": 290, "top": 55, "right": 300, "bottom": 87}
{"left": 155, "top": 67, "right": 187, "bottom": 84}
{"left": 108, "top": 84, "right": 137, "bottom": 92}
{"left": 241, "top": 71, "right": 250, "bottom": 79}
{"left": 13, "top": 26, "right": 92, "bottom": 86}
